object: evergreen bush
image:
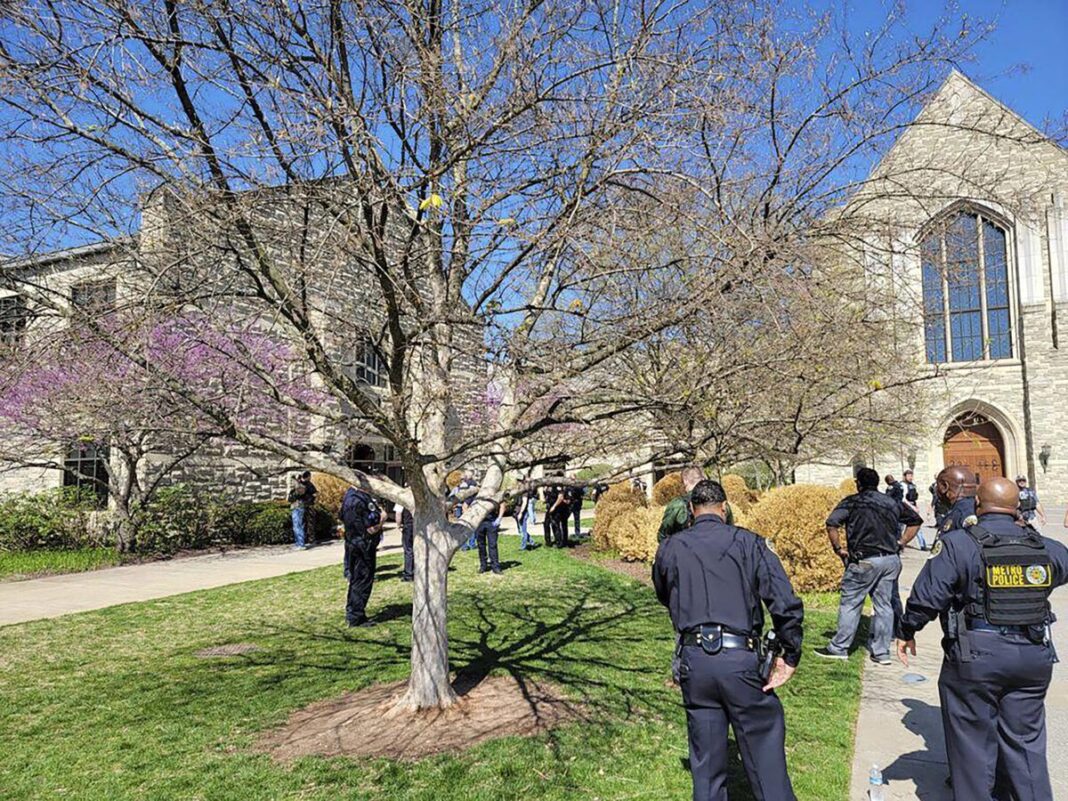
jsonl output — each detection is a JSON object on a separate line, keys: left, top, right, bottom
{"left": 652, "top": 473, "right": 684, "bottom": 505}
{"left": 743, "top": 484, "right": 844, "bottom": 591}
{"left": 607, "top": 505, "right": 664, "bottom": 562}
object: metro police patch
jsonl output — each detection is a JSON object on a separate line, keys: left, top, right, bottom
{"left": 942, "top": 519, "right": 954, "bottom": 533}
{"left": 928, "top": 540, "right": 944, "bottom": 559}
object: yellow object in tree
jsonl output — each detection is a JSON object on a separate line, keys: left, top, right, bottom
{"left": 419, "top": 193, "right": 444, "bottom": 211}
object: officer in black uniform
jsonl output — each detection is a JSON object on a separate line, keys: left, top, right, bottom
{"left": 653, "top": 480, "right": 804, "bottom": 801}
{"left": 341, "top": 487, "right": 383, "bottom": 627}
{"left": 541, "top": 484, "right": 559, "bottom": 547}
{"left": 567, "top": 484, "right": 585, "bottom": 540}
{"left": 935, "top": 465, "right": 978, "bottom": 537}
{"left": 897, "top": 476, "right": 1068, "bottom": 801}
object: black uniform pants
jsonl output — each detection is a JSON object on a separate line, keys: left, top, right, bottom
{"left": 552, "top": 511, "right": 569, "bottom": 548}
{"left": 476, "top": 524, "right": 500, "bottom": 572}
{"left": 678, "top": 645, "right": 795, "bottom": 801}
{"left": 401, "top": 526, "right": 414, "bottom": 580}
{"left": 345, "top": 537, "right": 378, "bottom": 623}
{"left": 543, "top": 509, "right": 554, "bottom": 546}
{"left": 938, "top": 632, "right": 1054, "bottom": 801}
{"left": 572, "top": 506, "right": 582, "bottom": 538}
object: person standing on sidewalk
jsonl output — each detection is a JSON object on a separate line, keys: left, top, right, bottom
{"left": 901, "top": 469, "right": 927, "bottom": 550}
{"left": 1017, "top": 475, "right": 1047, "bottom": 527}
{"left": 897, "top": 476, "right": 1068, "bottom": 801}
{"left": 653, "top": 479, "right": 804, "bottom": 801}
{"left": 815, "top": 467, "right": 922, "bottom": 665}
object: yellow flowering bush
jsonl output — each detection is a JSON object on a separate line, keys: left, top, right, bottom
{"left": 311, "top": 472, "right": 350, "bottom": 514}
{"left": 743, "top": 484, "right": 844, "bottom": 592}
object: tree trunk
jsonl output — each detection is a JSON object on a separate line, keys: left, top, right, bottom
{"left": 395, "top": 512, "right": 460, "bottom": 710}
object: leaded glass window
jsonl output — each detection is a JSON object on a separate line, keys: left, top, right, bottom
{"left": 920, "top": 211, "right": 1013, "bottom": 363}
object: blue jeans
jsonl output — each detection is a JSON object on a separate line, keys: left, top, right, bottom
{"left": 291, "top": 508, "right": 306, "bottom": 548}
{"left": 518, "top": 505, "right": 535, "bottom": 549}
{"left": 829, "top": 554, "right": 901, "bottom": 659}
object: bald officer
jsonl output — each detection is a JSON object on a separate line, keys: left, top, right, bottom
{"left": 935, "top": 465, "right": 978, "bottom": 537}
{"left": 897, "top": 477, "right": 1068, "bottom": 800}
{"left": 654, "top": 479, "right": 804, "bottom": 801}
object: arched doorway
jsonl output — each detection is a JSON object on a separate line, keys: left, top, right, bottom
{"left": 943, "top": 412, "right": 1006, "bottom": 483}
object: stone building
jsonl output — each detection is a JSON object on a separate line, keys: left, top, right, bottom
{"left": 0, "top": 185, "right": 486, "bottom": 506}
{"left": 797, "top": 71, "right": 1068, "bottom": 505}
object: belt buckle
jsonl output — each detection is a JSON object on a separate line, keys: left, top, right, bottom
{"left": 698, "top": 624, "right": 723, "bottom": 655}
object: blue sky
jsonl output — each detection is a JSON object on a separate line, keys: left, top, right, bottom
{"left": 839, "top": 0, "right": 1067, "bottom": 133}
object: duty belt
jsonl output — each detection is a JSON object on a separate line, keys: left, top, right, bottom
{"left": 679, "top": 625, "right": 757, "bottom": 651}
{"left": 965, "top": 619, "right": 1031, "bottom": 635}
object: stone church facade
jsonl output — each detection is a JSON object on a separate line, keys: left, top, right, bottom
{"left": 0, "top": 186, "right": 485, "bottom": 506}
{"left": 797, "top": 71, "right": 1068, "bottom": 506}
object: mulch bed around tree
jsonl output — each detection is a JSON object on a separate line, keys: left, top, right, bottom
{"left": 256, "top": 675, "right": 584, "bottom": 762}
{"left": 568, "top": 542, "right": 653, "bottom": 586}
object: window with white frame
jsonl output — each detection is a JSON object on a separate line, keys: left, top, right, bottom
{"left": 355, "top": 338, "right": 387, "bottom": 387}
{"left": 920, "top": 210, "right": 1012, "bottom": 364}
{"left": 63, "top": 442, "right": 110, "bottom": 508}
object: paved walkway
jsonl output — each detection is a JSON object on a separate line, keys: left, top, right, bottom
{"left": 850, "top": 509, "right": 1068, "bottom": 799}
{"left": 0, "top": 529, "right": 404, "bottom": 627}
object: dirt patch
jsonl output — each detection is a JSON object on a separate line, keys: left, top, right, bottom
{"left": 256, "top": 675, "right": 583, "bottom": 762}
{"left": 195, "top": 643, "right": 261, "bottom": 658}
{"left": 569, "top": 543, "right": 652, "bottom": 586}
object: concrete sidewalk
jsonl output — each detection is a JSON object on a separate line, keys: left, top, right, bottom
{"left": 0, "top": 528, "right": 403, "bottom": 628}
{"left": 849, "top": 510, "right": 1068, "bottom": 799}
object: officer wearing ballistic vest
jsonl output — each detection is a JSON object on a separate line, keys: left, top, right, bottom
{"left": 935, "top": 465, "right": 977, "bottom": 537}
{"left": 896, "top": 476, "right": 1068, "bottom": 801}
{"left": 653, "top": 479, "right": 804, "bottom": 801}
{"left": 1017, "top": 474, "right": 1047, "bottom": 527}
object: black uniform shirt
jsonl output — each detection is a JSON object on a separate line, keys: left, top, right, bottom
{"left": 401, "top": 507, "right": 413, "bottom": 537}
{"left": 341, "top": 489, "right": 376, "bottom": 539}
{"left": 826, "top": 490, "right": 923, "bottom": 558}
{"left": 939, "top": 496, "right": 977, "bottom": 537}
{"left": 652, "top": 513, "right": 805, "bottom": 667}
{"left": 897, "top": 513, "right": 1068, "bottom": 642}
{"left": 886, "top": 482, "right": 904, "bottom": 503}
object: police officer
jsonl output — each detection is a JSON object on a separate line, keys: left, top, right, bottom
{"left": 567, "top": 483, "right": 585, "bottom": 540}
{"left": 1017, "top": 475, "right": 1047, "bottom": 527}
{"left": 816, "top": 467, "right": 922, "bottom": 664}
{"left": 653, "top": 480, "right": 804, "bottom": 801}
{"left": 341, "top": 486, "right": 383, "bottom": 627}
{"left": 885, "top": 474, "right": 904, "bottom": 503}
{"left": 935, "top": 465, "right": 978, "bottom": 538}
{"left": 896, "top": 476, "right": 1068, "bottom": 801}
{"left": 541, "top": 484, "right": 559, "bottom": 547}
{"left": 549, "top": 482, "right": 571, "bottom": 548}
{"left": 901, "top": 469, "right": 927, "bottom": 550}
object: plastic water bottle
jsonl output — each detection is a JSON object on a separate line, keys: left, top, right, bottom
{"left": 868, "top": 764, "right": 885, "bottom": 801}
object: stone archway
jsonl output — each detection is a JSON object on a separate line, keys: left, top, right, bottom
{"left": 943, "top": 411, "right": 1006, "bottom": 483}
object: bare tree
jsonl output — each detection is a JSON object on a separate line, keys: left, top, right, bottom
{"left": 0, "top": 1, "right": 1036, "bottom": 713}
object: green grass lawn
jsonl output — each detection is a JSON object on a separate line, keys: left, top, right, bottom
{"left": 0, "top": 539, "right": 864, "bottom": 800}
{"left": 0, "top": 547, "right": 121, "bottom": 581}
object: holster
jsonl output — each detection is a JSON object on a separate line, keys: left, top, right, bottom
{"left": 951, "top": 609, "right": 974, "bottom": 663}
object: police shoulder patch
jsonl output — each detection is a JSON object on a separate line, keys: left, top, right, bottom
{"left": 928, "top": 540, "right": 944, "bottom": 559}
{"left": 942, "top": 518, "right": 955, "bottom": 533}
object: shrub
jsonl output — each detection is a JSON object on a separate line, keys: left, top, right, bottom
{"left": 591, "top": 482, "right": 647, "bottom": 550}
{"left": 133, "top": 485, "right": 214, "bottom": 554}
{"left": 608, "top": 505, "right": 664, "bottom": 562}
{"left": 0, "top": 488, "right": 100, "bottom": 552}
{"left": 652, "top": 473, "right": 684, "bottom": 505}
{"left": 839, "top": 476, "right": 857, "bottom": 494}
{"left": 311, "top": 472, "right": 349, "bottom": 514}
{"left": 743, "top": 484, "right": 844, "bottom": 592}
{"left": 721, "top": 474, "right": 757, "bottom": 514}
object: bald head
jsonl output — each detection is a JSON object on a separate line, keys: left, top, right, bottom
{"left": 937, "top": 465, "right": 978, "bottom": 506}
{"left": 976, "top": 476, "right": 1022, "bottom": 517}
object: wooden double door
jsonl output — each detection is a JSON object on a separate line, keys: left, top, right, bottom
{"left": 943, "top": 414, "right": 1006, "bottom": 484}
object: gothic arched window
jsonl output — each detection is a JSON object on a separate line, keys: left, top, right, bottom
{"left": 920, "top": 210, "right": 1012, "bottom": 363}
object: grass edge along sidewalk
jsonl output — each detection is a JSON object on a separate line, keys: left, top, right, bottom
{"left": 0, "top": 540, "right": 863, "bottom": 801}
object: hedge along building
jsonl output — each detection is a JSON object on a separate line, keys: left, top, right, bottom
{"left": 796, "top": 71, "right": 1068, "bottom": 505}
{"left": 0, "top": 184, "right": 486, "bottom": 511}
